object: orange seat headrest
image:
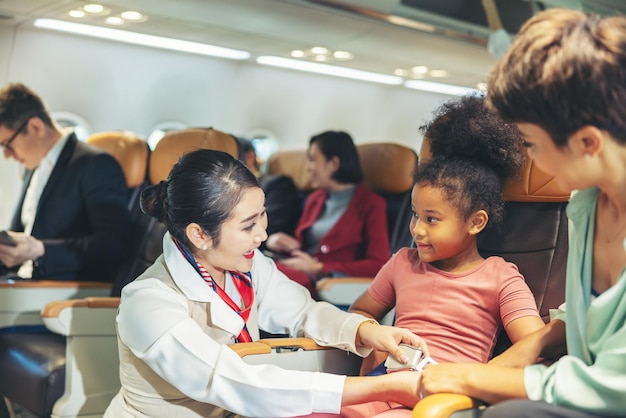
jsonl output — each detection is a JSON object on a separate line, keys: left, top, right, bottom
{"left": 418, "top": 140, "right": 570, "bottom": 203}
{"left": 87, "top": 131, "right": 149, "bottom": 189}
{"left": 149, "top": 128, "right": 239, "bottom": 184}
{"left": 267, "top": 142, "right": 418, "bottom": 194}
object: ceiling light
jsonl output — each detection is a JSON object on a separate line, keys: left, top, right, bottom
{"left": 394, "top": 69, "right": 409, "bottom": 77}
{"left": 257, "top": 56, "right": 403, "bottom": 85}
{"left": 34, "top": 19, "right": 250, "bottom": 60}
{"left": 429, "top": 69, "right": 449, "bottom": 78}
{"left": 333, "top": 50, "right": 353, "bottom": 60}
{"left": 68, "top": 10, "right": 85, "bottom": 18}
{"left": 404, "top": 80, "right": 477, "bottom": 96}
{"left": 83, "top": 4, "right": 104, "bottom": 13}
{"left": 83, "top": 3, "right": 110, "bottom": 15}
{"left": 290, "top": 50, "right": 306, "bottom": 58}
{"left": 120, "top": 11, "right": 145, "bottom": 21}
{"left": 105, "top": 16, "right": 124, "bottom": 26}
{"left": 310, "top": 46, "right": 330, "bottom": 55}
{"left": 411, "top": 66, "right": 428, "bottom": 74}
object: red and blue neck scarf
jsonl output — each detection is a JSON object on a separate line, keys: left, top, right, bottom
{"left": 174, "top": 239, "right": 254, "bottom": 343}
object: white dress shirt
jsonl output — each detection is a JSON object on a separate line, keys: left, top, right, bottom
{"left": 18, "top": 134, "right": 69, "bottom": 278}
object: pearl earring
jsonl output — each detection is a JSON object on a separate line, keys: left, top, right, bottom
{"left": 201, "top": 244, "right": 208, "bottom": 251}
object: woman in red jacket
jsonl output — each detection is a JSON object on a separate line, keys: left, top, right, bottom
{"left": 265, "top": 131, "right": 389, "bottom": 297}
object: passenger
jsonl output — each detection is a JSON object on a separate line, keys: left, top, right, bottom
{"left": 420, "top": 10, "right": 626, "bottom": 418}
{"left": 104, "top": 148, "right": 428, "bottom": 418}
{"left": 341, "top": 95, "right": 545, "bottom": 417}
{"left": 236, "top": 137, "right": 301, "bottom": 238}
{"left": 265, "top": 130, "right": 389, "bottom": 297}
{"left": 0, "top": 82, "right": 131, "bottom": 281}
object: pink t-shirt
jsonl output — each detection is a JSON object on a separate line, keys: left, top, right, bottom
{"left": 369, "top": 248, "right": 539, "bottom": 364}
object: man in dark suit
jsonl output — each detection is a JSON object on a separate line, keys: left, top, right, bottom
{"left": 0, "top": 82, "right": 131, "bottom": 281}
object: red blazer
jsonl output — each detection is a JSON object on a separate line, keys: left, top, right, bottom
{"left": 294, "top": 182, "right": 390, "bottom": 277}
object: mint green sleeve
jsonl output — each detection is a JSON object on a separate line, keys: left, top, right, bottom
{"left": 524, "top": 324, "right": 626, "bottom": 416}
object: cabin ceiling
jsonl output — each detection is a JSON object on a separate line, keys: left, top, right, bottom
{"left": 0, "top": 0, "right": 625, "bottom": 88}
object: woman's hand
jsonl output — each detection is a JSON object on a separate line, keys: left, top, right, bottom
{"left": 357, "top": 321, "right": 430, "bottom": 363}
{"left": 420, "top": 363, "right": 527, "bottom": 404}
{"left": 279, "top": 250, "right": 322, "bottom": 275}
{"left": 265, "top": 232, "right": 300, "bottom": 253}
{"left": 0, "top": 232, "right": 44, "bottom": 268}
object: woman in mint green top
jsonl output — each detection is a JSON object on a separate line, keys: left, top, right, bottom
{"left": 418, "top": 9, "right": 626, "bottom": 418}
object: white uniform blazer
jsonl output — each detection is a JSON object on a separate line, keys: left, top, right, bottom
{"left": 104, "top": 233, "right": 372, "bottom": 418}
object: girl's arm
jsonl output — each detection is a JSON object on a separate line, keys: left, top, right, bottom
{"left": 490, "top": 319, "right": 567, "bottom": 368}
{"left": 349, "top": 289, "right": 391, "bottom": 322}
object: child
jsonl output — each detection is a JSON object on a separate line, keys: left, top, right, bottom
{"left": 342, "top": 95, "right": 545, "bottom": 417}
{"left": 421, "top": 9, "right": 626, "bottom": 418}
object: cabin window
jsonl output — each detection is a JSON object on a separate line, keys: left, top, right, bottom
{"left": 246, "top": 129, "right": 279, "bottom": 175}
{"left": 52, "top": 111, "right": 92, "bottom": 142}
{"left": 147, "top": 121, "right": 187, "bottom": 150}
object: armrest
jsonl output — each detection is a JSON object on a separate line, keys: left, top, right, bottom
{"left": 316, "top": 277, "right": 373, "bottom": 306}
{"left": 412, "top": 394, "right": 482, "bottom": 418}
{"left": 231, "top": 337, "right": 362, "bottom": 376}
{"left": 0, "top": 280, "right": 112, "bottom": 328}
{"left": 41, "top": 296, "right": 122, "bottom": 417}
{"left": 42, "top": 296, "right": 120, "bottom": 336}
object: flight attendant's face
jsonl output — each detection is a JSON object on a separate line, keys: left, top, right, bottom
{"left": 306, "top": 142, "right": 337, "bottom": 189}
{"left": 197, "top": 187, "right": 268, "bottom": 278}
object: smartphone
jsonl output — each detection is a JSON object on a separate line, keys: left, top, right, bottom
{"left": 262, "top": 249, "right": 291, "bottom": 260}
{"left": 0, "top": 231, "right": 17, "bottom": 247}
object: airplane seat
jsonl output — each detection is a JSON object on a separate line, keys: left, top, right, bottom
{"left": 411, "top": 142, "right": 571, "bottom": 418}
{"left": 356, "top": 142, "right": 417, "bottom": 253}
{"left": 266, "top": 148, "right": 314, "bottom": 206}
{"left": 86, "top": 130, "right": 150, "bottom": 219}
{"left": 266, "top": 143, "right": 418, "bottom": 251}
{"left": 0, "top": 128, "right": 239, "bottom": 418}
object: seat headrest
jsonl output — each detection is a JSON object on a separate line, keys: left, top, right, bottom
{"left": 267, "top": 142, "right": 418, "bottom": 193}
{"left": 86, "top": 131, "right": 149, "bottom": 188}
{"left": 149, "top": 128, "right": 239, "bottom": 184}
{"left": 358, "top": 143, "right": 417, "bottom": 194}
{"left": 419, "top": 140, "right": 570, "bottom": 203}
{"left": 267, "top": 149, "right": 311, "bottom": 191}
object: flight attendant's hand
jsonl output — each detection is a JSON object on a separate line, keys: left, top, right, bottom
{"left": 357, "top": 321, "right": 430, "bottom": 362}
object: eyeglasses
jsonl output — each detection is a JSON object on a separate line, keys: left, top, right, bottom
{"left": 0, "top": 119, "right": 28, "bottom": 154}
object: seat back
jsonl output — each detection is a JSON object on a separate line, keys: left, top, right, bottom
{"left": 357, "top": 143, "right": 417, "bottom": 252}
{"left": 112, "top": 128, "right": 239, "bottom": 295}
{"left": 86, "top": 131, "right": 150, "bottom": 221}
{"left": 267, "top": 142, "right": 418, "bottom": 252}
{"left": 420, "top": 140, "right": 570, "bottom": 353}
